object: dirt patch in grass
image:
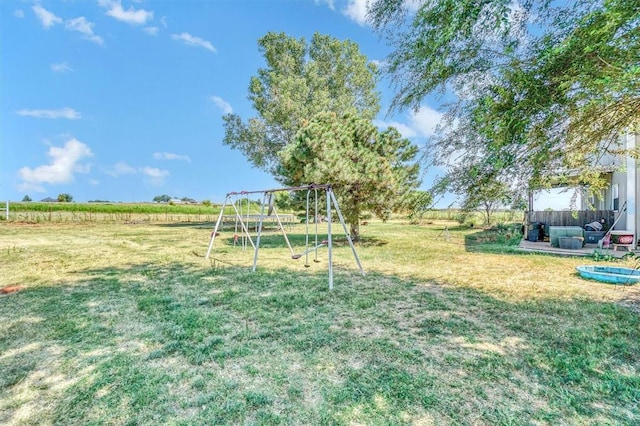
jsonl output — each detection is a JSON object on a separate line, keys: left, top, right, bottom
{"left": 617, "top": 285, "right": 640, "bottom": 313}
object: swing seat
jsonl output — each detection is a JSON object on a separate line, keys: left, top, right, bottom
{"left": 292, "top": 241, "right": 328, "bottom": 260}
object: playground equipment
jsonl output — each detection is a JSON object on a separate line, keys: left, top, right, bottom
{"left": 205, "top": 184, "right": 365, "bottom": 290}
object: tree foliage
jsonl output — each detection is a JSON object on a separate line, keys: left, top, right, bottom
{"left": 153, "top": 194, "right": 172, "bottom": 203}
{"left": 401, "top": 190, "right": 433, "bottom": 224}
{"left": 280, "top": 112, "right": 420, "bottom": 240}
{"left": 369, "top": 0, "right": 640, "bottom": 195}
{"left": 57, "top": 193, "right": 73, "bottom": 202}
{"left": 462, "top": 179, "right": 515, "bottom": 226}
{"left": 222, "top": 32, "right": 380, "bottom": 177}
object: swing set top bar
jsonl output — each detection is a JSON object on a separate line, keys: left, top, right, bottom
{"left": 226, "top": 184, "right": 332, "bottom": 197}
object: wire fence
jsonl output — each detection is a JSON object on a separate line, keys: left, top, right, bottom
{"left": 0, "top": 206, "right": 299, "bottom": 226}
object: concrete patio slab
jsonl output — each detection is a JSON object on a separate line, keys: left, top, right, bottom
{"left": 518, "top": 239, "right": 635, "bottom": 258}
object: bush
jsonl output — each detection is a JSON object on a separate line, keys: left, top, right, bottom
{"left": 494, "top": 223, "right": 523, "bottom": 245}
{"left": 455, "top": 212, "right": 476, "bottom": 227}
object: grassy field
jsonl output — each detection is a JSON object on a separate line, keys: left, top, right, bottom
{"left": 4, "top": 202, "right": 234, "bottom": 224}
{"left": 3, "top": 201, "right": 521, "bottom": 227}
{"left": 0, "top": 219, "right": 638, "bottom": 425}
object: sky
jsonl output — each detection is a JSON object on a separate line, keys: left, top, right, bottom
{"left": 533, "top": 188, "right": 583, "bottom": 211}
{"left": 1, "top": 0, "right": 451, "bottom": 204}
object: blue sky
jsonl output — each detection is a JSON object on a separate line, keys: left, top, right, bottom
{"left": 1, "top": 0, "right": 448, "bottom": 204}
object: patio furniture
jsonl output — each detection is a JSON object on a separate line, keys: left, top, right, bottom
{"left": 609, "top": 230, "right": 635, "bottom": 251}
{"left": 584, "top": 231, "right": 606, "bottom": 244}
{"left": 549, "top": 226, "right": 585, "bottom": 248}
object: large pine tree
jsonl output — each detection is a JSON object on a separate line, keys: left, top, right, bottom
{"left": 280, "top": 112, "right": 420, "bottom": 241}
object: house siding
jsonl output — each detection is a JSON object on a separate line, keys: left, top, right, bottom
{"left": 611, "top": 170, "right": 627, "bottom": 229}
{"left": 635, "top": 133, "right": 640, "bottom": 244}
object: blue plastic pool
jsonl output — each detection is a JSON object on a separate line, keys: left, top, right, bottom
{"left": 576, "top": 265, "right": 640, "bottom": 284}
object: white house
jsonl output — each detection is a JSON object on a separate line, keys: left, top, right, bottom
{"left": 583, "top": 131, "right": 639, "bottom": 234}
{"left": 529, "top": 131, "right": 640, "bottom": 249}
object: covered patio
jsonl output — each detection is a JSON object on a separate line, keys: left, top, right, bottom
{"left": 522, "top": 208, "right": 634, "bottom": 257}
{"left": 527, "top": 209, "right": 616, "bottom": 229}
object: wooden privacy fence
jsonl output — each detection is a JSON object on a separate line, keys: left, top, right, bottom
{"left": 528, "top": 210, "right": 615, "bottom": 228}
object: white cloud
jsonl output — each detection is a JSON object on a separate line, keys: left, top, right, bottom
{"left": 403, "top": 0, "right": 422, "bottom": 13}
{"left": 152, "top": 152, "right": 191, "bottom": 162}
{"left": 374, "top": 105, "right": 444, "bottom": 139}
{"left": 141, "top": 167, "right": 170, "bottom": 185}
{"left": 331, "top": 0, "right": 417, "bottom": 25}
{"left": 89, "top": 179, "right": 100, "bottom": 186}
{"left": 104, "top": 162, "right": 170, "bottom": 184}
{"left": 74, "top": 163, "right": 92, "bottom": 174}
{"left": 99, "top": 0, "right": 153, "bottom": 25}
{"left": 142, "top": 167, "right": 170, "bottom": 178}
{"left": 408, "top": 106, "right": 443, "bottom": 137}
{"left": 105, "top": 161, "right": 137, "bottom": 177}
{"left": 143, "top": 26, "right": 159, "bottom": 36}
{"left": 342, "top": 0, "right": 369, "bottom": 26}
{"left": 315, "top": 0, "right": 335, "bottom": 10}
{"left": 210, "top": 96, "right": 233, "bottom": 115}
{"left": 160, "top": 16, "right": 168, "bottom": 28}
{"left": 14, "top": 9, "right": 25, "bottom": 19}
{"left": 17, "top": 182, "right": 46, "bottom": 193}
{"left": 374, "top": 119, "right": 417, "bottom": 139}
{"left": 51, "top": 62, "right": 73, "bottom": 73}
{"left": 171, "top": 32, "right": 216, "bottom": 53}
{"left": 32, "top": 5, "right": 62, "bottom": 29}
{"left": 18, "top": 138, "right": 93, "bottom": 192}
{"left": 65, "top": 17, "right": 104, "bottom": 45}
{"left": 17, "top": 107, "right": 81, "bottom": 120}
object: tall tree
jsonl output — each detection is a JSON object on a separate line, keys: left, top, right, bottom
{"left": 401, "top": 190, "right": 433, "bottom": 224}
{"left": 57, "top": 193, "right": 73, "bottom": 202}
{"left": 369, "top": 0, "right": 640, "bottom": 193}
{"left": 461, "top": 179, "right": 514, "bottom": 226}
{"left": 222, "top": 32, "right": 380, "bottom": 177}
{"left": 153, "top": 194, "right": 171, "bottom": 203}
{"left": 280, "top": 112, "right": 420, "bottom": 240}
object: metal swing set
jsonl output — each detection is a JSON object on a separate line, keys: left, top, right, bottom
{"left": 205, "top": 184, "right": 365, "bottom": 290}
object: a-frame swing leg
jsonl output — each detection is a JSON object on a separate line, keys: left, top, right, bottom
{"left": 230, "top": 200, "right": 256, "bottom": 251}
{"left": 269, "top": 203, "right": 297, "bottom": 258}
{"left": 324, "top": 186, "right": 366, "bottom": 290}
{"left": 328, "top": 187, "right": 365, "bottom": 277}
{"left": 205, "top": 195, "right": 230, "bottom": 259}
{"left": 326, "top": 187, "right": 333, "bottom": 290}
{"left": 252, "top": 192, "right": 268, "bottom": 272}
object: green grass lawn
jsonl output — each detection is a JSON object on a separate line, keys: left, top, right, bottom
{"left": 0, "top": 220, "right": 638, "bottom": 425}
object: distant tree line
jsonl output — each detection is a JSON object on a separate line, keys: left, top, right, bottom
{"left": 22, "top": 194, "right": 74, "bottom": 202}
{"left": 152, "top": 195, "right": 200, "bottom": 204}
